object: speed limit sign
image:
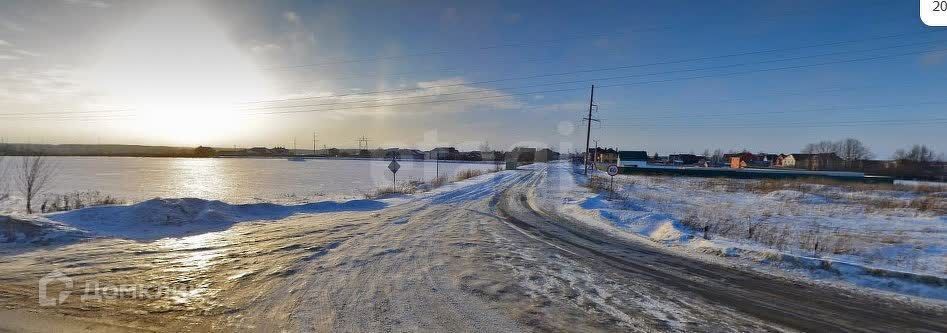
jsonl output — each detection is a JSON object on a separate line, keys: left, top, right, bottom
{"left": 607, "top": 165, "right": 619, "bottom": 176}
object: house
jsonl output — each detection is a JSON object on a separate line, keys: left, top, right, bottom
{"left": 769, "top": 154, "right": 789, "bottom": 167}
{"left": 536, "top": 148, "right": 560, "bottom": 162}
{"left": 783, "top": 153, "right": 844, "bottom": 170}
{"left": 381, "top": 148, "right": 424, "bottom": 160}
{"left": 725, "top": 152, "right": 760, "bottom": 168}
{"left": 509, "top": 147, "right": 537, "bottom": 163}
{"left": 401, "top": 149, "right": 425, "bottom": 160}
{"left": 758, "top": 154, "right": 784, "bottom": 167}
{"left": 426, "top": 147, "right": 460, "bottom": 160}
{"left": 617, "top": 151, "right": 649, "bottom": 167}
{"left": 270, "top": 147, "right": 290, "bottom": 156}
{"left": 587, "top": 147, "right": 617, "bottom": 163}
{"left": 480, "top": 151, "right": 504, "bottom": 161}
{"left": 461, "top": 151, "right": 483, "bottom": 161}
{"left": 669, "top": 154, "right": 702, "bottom": 165}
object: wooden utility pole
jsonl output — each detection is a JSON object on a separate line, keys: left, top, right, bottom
{"left": 592, "top": 139, "right": 599, "bottom": 165}
{"left": 583, "top": 85, "right": 598, "bottom": 175}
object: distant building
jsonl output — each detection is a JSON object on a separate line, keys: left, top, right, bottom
{"left": 767, "top": 154, "right": 788, "bottom": 167}
{"left": 380, "top": 148, "right": 423, "bottom": 160}
{"left": 588, "top": 147, "right": 617, "bottom": 163}
{"left": 725, "top": 152, "right": 759, "bottom": 168}
{"left": 509, "top": 147, "right": 537, "bottom": 163}
{"left": 401, "top": 149, "right": 425, "bottom": 160}
{"left": 536, "top": 148, "right": 560, "bottom": 162}
{"left": 270, "top": 147, "right": 290, "bottom": 156}
{"left": 617, "top": 151, "right": 648, "bottom": 167}
{"left": 480, "top": 151, "right": 503, "bottom": 161}
{"left": 669, "top": 154, "right": 702, "bottom": 165}
{"left": 461, "top": 151, "right": 483, "bottom": 161}
{"left": 783, "top": 153, "right": 844, "bottom": 170}
{"left": 426, "top": 147, "right": 460, "bottom": 160}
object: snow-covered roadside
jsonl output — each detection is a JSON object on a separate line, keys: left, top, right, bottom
{"left": 529, "top": 162, "right": 947, "bottom": 300}
{"left": 0, "top": 169, "right": 515, "bottom": 246}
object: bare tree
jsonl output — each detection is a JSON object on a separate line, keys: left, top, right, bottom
{"left": 893, "top": 144, "right": 937, "bottom": 163}
{"left": 836, "top": 138, "right": 873, "bottom": 168}
{"left": 711, "top": 149, "right": 724, "bottom": 165}
{"left": 802, "top": 140, "right": 850, "bottom": 170}
{"left": 16, "top": 156, "right": 56, "bottom": 214}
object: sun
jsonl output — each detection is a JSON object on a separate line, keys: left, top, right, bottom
{"left": 88, "top": 1, "right": 274, "bottom": 145}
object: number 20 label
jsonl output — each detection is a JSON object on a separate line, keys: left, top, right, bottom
{"left": 922, "top": 0, "right": 947, "bottom": 26}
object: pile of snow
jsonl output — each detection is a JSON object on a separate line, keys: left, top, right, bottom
{"left": 0, "top": 215, "right": 86, "bottom": 244}
{"left": 577, "top": 195, "right": 687, "bottom": 242}
{"left": 47, "top": 197, "right": 386, "bottom": 240}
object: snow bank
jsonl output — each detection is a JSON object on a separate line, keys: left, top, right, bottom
{"left": 0, "top": 215, "right": 86, "bottom": 244}
{"left": 535, "top": 162, "right": 947, "bottom": 300}
{"left": 47, "top": 197, "right": 387, "bottom": 240}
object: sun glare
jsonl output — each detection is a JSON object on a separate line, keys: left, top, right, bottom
{"left": 89, "top": 2, "right": 274, "bottom": 145}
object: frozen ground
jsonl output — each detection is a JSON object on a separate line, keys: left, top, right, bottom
{"left": 0, "top": 163, "right": 944, "bottom": 332}
{"left": 531, "top": 162, "right": 947, "bottom": 299}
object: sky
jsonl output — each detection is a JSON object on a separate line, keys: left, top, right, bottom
{"left": 0, "top": 0, "right": 944, "bottom": 157}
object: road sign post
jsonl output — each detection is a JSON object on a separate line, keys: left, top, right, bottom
{"left": 388, "top": 158, "right": 401, "bottom": 186}
{"left": 607, "top": 165, "right": 619, "bottom": 193}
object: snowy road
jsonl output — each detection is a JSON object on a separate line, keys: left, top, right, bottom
{"left": 1, "top": 165, "right": 945, "bottom": 332}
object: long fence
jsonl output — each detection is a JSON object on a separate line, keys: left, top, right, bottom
{"left": 615, "top": 165, "right": 894, "bottom": 184}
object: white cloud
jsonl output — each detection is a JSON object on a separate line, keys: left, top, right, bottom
{"left": 0, "top": 66, "right": 91, "bottom": 104}
{"left": 0, "top": 40, "right": 9, "bottom": 47}
{"left": 264, "top": 77, "right": 521, "bottom": 116}
{"left": 250, "top": 42, "right": 281, "bottom": 54}
{"left": 0, "top": 54, "right": 19, "bottom": 61}
{"left": 14, "top": 49, "right": 42, "bottom": 57}
{"left": 62, "top": 0, "right": 109, "bottom": 8}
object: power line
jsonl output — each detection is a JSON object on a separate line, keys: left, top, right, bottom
{"left": 232, "top": 37, "right": 947, "bottom": 113}
{"left": 244, "top": 30, "right": 939, "bottom": 106}
{"left": 606, "top": 101, "right": 947, "bottom": 121}
{"left": 4, "top": 45, "right": 945, "bottom": 121}
{"left": 602, "top": 118, "right": 947, "bottom": 129}
{"left": 262, "top": 0, "right": 896, "bottom": 70}
{"left": 280, "top": 14, "right": 910, "bottom": 86}
{"left": 242, "top": 46, "right": 947, "bottom": 116}
{"left": 2, "top": 29, "right": 935, "bottom": 118}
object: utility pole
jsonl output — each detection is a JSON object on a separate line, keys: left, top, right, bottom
{"left": 312, "top": 132, "right": 324, "bottom": 155}
{"left": 583, "top": 85, "right": 599, "bottom": 175}
{"left": 592, "top": 139, "right": 599, "bottom": 166}
{"left": 357, "top": 136, "right": 370, "bottom": 150}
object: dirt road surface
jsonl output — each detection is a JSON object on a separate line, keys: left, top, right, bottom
{"left": 1, "top": 165, "right": 944, "bottom": 332}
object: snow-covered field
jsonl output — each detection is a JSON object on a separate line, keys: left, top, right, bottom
{"left": 0, "top": 163, "right": 504, "bottom": 246}
{"left": 532, "top": 162, "right": 947, "bottom": 299}
{"left": 0, "top": 156, "right": 498, "bottom": 215}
